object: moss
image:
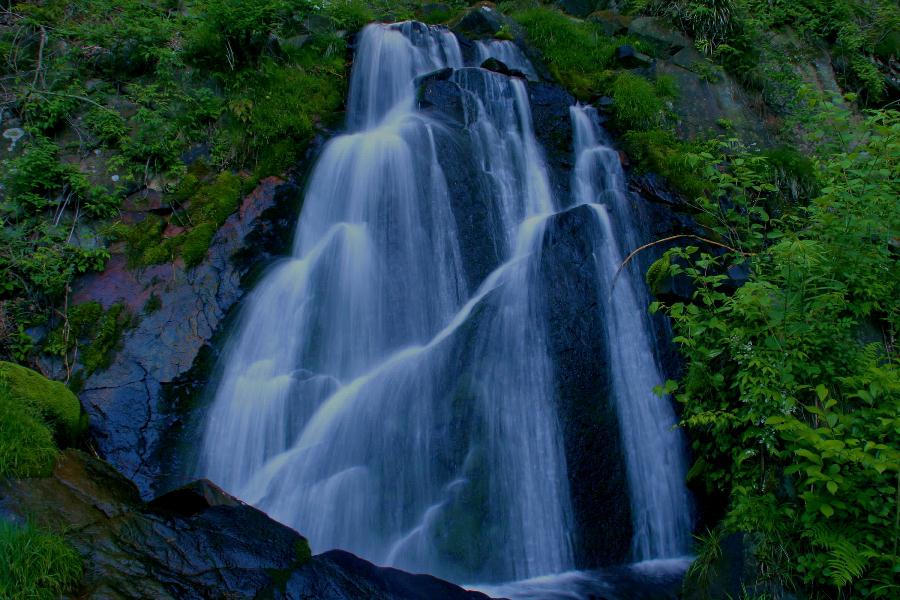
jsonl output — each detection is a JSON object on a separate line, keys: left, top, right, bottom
{"left": 0, "top": 362, "right": 86, "bottom": 444}
{"left": 180, "top": 222, "right": 219, "bottom": 268}
{"left": 0, "top": 382, "right": 58, "bottom": 479}
{"left": 143, "top": 293, "right": 162, "bottom": 314}
{"left": 0, "top": 521, "right": 82, "bottom": 599}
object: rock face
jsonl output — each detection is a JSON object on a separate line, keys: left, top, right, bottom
{"left": 68, "top": 176, "right": 304, "bottom": 498}
{"left": 539, "top": 204, "right": 633, "bottom": 566}
{"left": 0, "top": 450, "right": 494, "bottom": 600}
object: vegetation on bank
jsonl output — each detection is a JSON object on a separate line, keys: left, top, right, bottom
{"left": 649, "top": 103, "right": 898, "bottom": 599}
{"left": 0, "top": 520, "right": 82, "bottom": 600}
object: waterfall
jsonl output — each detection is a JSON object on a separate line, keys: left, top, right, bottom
{"left": 475, "top": 40, "right": 538, "bottom": 80}
{"left": 198, "top": 20, "right": 691, "bottom": 590}
{"left": 570, "top": 105, "right": 692, "bottom": 560}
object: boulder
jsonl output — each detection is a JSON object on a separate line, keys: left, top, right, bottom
{"left": 628, "top": 17, "right": 691, "bottom": 57}
{"left": 0, "top": 450, "right": 493, "bottom": 600}
{"left": 589, "top": 10, "right": 632, "bottom": 37}
{"left": 616, "top": 44, "right": 653, "bottom": 69}
{"left": 528, "top": 82, "right": 577, "bottom": 205}
{"left": 453, "top": 5, "right": 509, "bottom": 38}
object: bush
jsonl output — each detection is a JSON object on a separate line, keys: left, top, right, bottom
{"left": 0, "top": 521, "right": 82, "bottom": 599}
{"left": 649, "top": 105, "right": 900, "bottom": 598}
{"left": 185, "top": 0, "right": 316, "bottom": 71}
{"left": 0, "top": 362, "right": 85, "bottom": 443}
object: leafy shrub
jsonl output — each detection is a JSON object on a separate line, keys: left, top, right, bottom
{"left": 185, "top": 0, "right": 316, "bottom": 71}
{"left": 649, "top": 105, "right": 900, "bottom": 598}
{"left": 84, "top": 108, "right": 128, "bottom": 148}
{"left": 325, "top": 0, "right": 374, "bottom": 30}
{"left": 0, "top": 521, "right": 82, "bottom": 599}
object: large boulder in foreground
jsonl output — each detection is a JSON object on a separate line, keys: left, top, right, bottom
{"left": 0, "top": 450, "right": 494, "bottom": 600}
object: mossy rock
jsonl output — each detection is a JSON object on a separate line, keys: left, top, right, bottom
{"left": 0, "top": 384, "right": 58, "bottom": 478}
{"left": 0, "top": 362, "right": 87, "bottom": 444}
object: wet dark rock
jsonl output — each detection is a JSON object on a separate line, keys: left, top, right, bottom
{"left": 528, "top": 82, "right": 577, "bottom": 204}
{"left": 416, "top": 66, "right": 454, "bottom": 87}
{"left": 480, "top": 57, "right": 512, "bottom": 76}
{"left": 616, "top": 44, "right": 653, "bottom": 70}
{"left": 539, "top": 204, "right": 633, "bottom": 567}
{"left": 554, "top": 0, "right": 604, "bottom": 18}
{"left": 0, "top": 451, "right": 491, "bottom": 600}
{"left": 286, "top": 550, "right": 495, "bottom": 600}
{"left": 453, "top": 6, "right": 509, "bottom": 38}
{"left": 64, "top": 176, "right": 304, "bottom": 498}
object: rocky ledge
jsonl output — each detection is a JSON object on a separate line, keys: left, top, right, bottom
{"left": 0, "top": 450, "right": 494, "bottom": 600}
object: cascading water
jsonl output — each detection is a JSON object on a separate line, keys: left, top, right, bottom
{"left": 198, "top": 20, "right": 691, "bottom": 594}
{"left": 570, "top": 105, "right": 692, "bottom": 560}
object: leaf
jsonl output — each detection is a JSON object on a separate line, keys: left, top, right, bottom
{"left": 816, "top": 384, "right": 828, "bottom": 402}
{"left": 826, "top": 481, "right": 838, "bottom": 494}
{"left": 820, "top": 503, "right": 834, "bottom": 517}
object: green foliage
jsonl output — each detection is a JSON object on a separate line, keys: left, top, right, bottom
{"left": 0, "top": 521, "right": 82, "bottom": 599}
{"left": 185, "top": 0, "right": 316, "bottom": 71}
{"left": 45, "top": 302, "right": 133, "bottom": 377}
{"left": 512, "top": 6, "right": 618, "bottom": 98}
{"left": 610, "top": 72, "right": 664, "bottom": 131}
{"left": 0, "top": 361, "right": 85, "bottom": 443}
{"left": 621, "top": 129, "right": 711, "bottom": 199}
{"left": 649, "top": 104, "right": 900, "bottom": 598}
{"left": 640, "top": 0, "right": 900, "bottom": 105}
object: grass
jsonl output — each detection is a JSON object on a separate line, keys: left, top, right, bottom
{"left": 511, "top": 6, "right": 619, "bottom": 98}
{"left": 610, "top": 72, "right": 664, "bottom": 131}
{"left": 0, "top": 521, "right": 82, "bottom": 600}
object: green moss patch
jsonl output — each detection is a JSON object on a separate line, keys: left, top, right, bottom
{"left": 0, "top": 382, "right": 58, "bottom": 479}
{"left": 0, "top": 362, "right": 86, "bottom": 444}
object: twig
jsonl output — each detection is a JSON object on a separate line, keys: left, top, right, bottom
{"left": 28, "top": 89, "right": 116, "bottom": 113}
{"left": 616, "top": 234, "right": 755, "bottom": 280}
{"left": 32, "top": 25, "right": 46, "bottom": 88}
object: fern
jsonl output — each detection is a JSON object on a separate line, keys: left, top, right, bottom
{"left": 803, "top": 524, "right": 869, "bottom": 587}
